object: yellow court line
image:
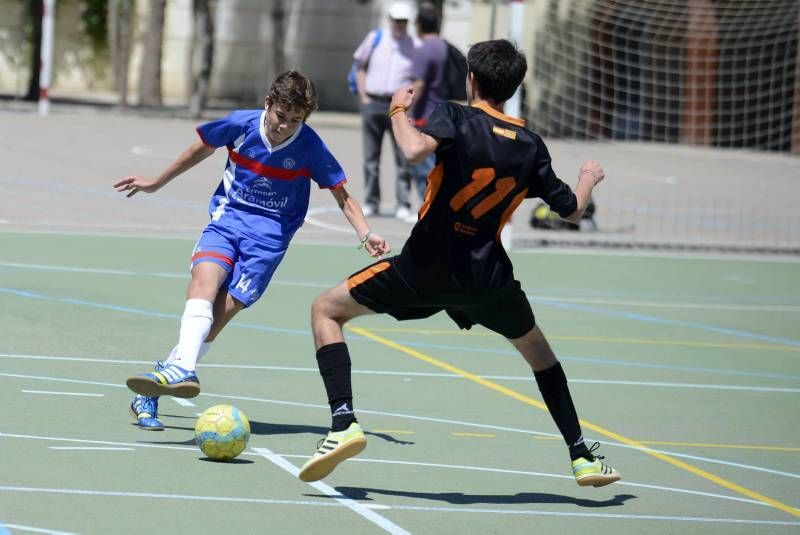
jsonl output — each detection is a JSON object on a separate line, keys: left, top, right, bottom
{"left": 638, "top": 440, "right": 800, "bottom": 453}
{"left": 363, "top": 327, "right": 798, "bottom": 352}
{"left": 370, "top": 432, "right": 796, "bottom": 452}
{"left": 348, "top": 326, "right": 800, "bottom": 518}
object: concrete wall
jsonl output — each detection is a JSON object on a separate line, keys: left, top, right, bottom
{"left": 0, "top": 0, "right": 480, "bottom": 111}
{"left": 0, "top": 0, "right": 111, "bottom": 96}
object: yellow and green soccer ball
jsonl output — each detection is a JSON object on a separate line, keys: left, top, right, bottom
{"left": 194, "top": 404, "right": 251, "bottom": 461}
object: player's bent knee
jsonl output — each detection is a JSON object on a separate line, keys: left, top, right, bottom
{"left": 311, "top": 293, "right": 334, "bottom": 320}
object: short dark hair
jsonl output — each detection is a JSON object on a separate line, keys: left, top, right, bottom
{"left": 467, "top": 39, "right": 527, "bottom": 103}
{"left": 416, "top": 3, "right": 440, "bottom": 34}
{"left": 266, "top": 70, "right": 318, "bottom": 118}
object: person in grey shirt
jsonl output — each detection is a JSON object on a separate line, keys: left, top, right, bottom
{"left": 353, "top": 1, "right": 416, "bottom": 219}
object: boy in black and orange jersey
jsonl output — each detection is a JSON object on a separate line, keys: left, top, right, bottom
{"left": 299, "top": 39, "right": 619, "bottom": 488}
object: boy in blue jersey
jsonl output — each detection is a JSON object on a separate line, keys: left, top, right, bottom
{"left": 115, "top": 70, "right": 390, "bottom": 430}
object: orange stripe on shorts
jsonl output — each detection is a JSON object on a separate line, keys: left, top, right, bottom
{"left": 191, "top": 251, "right": 234, "bottom": 268}
{"left": 347, "top": 261, "right": 391, "bottom": 290}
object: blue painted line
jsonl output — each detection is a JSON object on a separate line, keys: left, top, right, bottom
{"left": 0, "top": 176, "right": 205, "bottom": 210}
{"left": 0, "top": 523, "right": 9, "bottom": 535}
{"left": 2, "top": 287, "right": 798, "bottom": 382}
{"left": 0, "top": 287, "right": 309, "bottom": 336}
{"left": 535, "top": 297, "right": 800, "bottom": 348}
{"left": 0, "top": 288, "right": 49, "bottom": 301}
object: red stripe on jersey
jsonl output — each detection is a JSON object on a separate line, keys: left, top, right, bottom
{"left": 228, "top": 149, "right": 310, "bottom": 180}
{"left": 191, "top": 251, "right": 234, "bottom": 267}
{"left": 320, "top": 178, "right": 347, "bottom": 190}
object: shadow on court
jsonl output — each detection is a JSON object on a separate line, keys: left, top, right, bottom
{"left": 248, "top": 421, "right": 415, "bottom": 445}
{"left": 316, "top": 487, "right": 637, "bottom": 508}
{"left": 133, "top": 420, "right": 415, "bottom": 446}
{"left": 199, "top": 457, "right": 254, "bottom": 464}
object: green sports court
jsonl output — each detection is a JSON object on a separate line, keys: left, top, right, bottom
{"left": 1, "top": 226, "right": 798, "bottom": 533}
{"left": 2, "top": 10, "right": 800, "bottom": 523}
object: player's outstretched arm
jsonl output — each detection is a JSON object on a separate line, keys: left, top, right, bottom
{"left": 113, "top": 140, "right": 215, "bottom": 197}
{"left": 564, "top": 160, "right": 604, "bottom": 223}
{"left": 329, "top": 186, "right": 390, "bottom": 257}
{"left": 389, "top": 85, "right": 439, "bottom": 164}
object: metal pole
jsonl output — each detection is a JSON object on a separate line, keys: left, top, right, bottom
{"left": 504, "top": 0, "right": 525, "bottom": 119}
{"left": 38, "top": 0, "right": 55, "bottom": 116}
{"left": 500, "top": 0, "right": 525, "bottom": 250}
{"left": 489, "top": 0, "right": 499, "bottom": 40}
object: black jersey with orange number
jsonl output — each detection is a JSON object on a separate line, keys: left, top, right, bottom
{"left": 396, "top": 101, "right": 577, "bottom": 294}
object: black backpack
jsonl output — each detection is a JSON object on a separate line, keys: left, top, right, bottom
{"left": 442, "top": 40, "right": 467, "bottom": 101}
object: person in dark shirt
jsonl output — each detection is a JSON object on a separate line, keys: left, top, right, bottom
{"left": 406, "top": 2, "right": 449, "bottom": 215}
{"left": 298, "top": 39, "right": 619, "bottom": 489}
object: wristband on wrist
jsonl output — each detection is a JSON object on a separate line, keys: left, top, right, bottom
{"left": 388, "top": 105, "right": 408, "bottom": 118}
{"left": 580, "top": 169, "right": 598, "bottom": 179}
{"left": 357, "top": 230, "right": 371, "bottom": 249}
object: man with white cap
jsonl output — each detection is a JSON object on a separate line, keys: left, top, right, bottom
{"left": 352, "top": 1, "right": 416, "bottom": 220}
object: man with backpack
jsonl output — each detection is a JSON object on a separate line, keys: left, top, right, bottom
{"left": 406, "top": 3, "right": 449, "bottom": 215}
{"left": 351, "top": 1, "right": 416, "bottom": 220}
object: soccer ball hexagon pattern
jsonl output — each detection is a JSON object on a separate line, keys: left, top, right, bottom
{"left": 194, "top": 404, "right": 251, "bottom": 461}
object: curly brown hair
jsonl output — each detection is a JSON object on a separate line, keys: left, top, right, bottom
{"left": 265, "top": 70, "right": 318, "bottom": 119}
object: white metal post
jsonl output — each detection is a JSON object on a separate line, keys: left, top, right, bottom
{"left": 504, "top": 0, "right": 525, "bottom": 119}
{"left": 500, "top": 0, "right": 525, "bottom": 250}
{"left": 38, "top": 0, "right": 56, "bottom": 116}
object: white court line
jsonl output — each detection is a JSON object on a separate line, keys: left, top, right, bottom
{"left": 252, "top": 447, "right": 410, "bottom": 535}
{"left": 172, "top": 398, "right": 194, "bottom": 407}
{"left": 2, "top": 370, "right": 798, "bottom": 481}
{"left": 3, "top": 260, "right": 798, "bottom": 311}
{"left": 1, "top": 523, "right": 75, "bottom": 535}
{"left": 1, "top": 484, "right": 796, "bottom": 527}
{"left": 2, "top": 227, "right": 798, "bottom": 261}
{"left": 22, "top": 390, "right": 103, "bottom": 397}
{"left": 513, "top": 247, "right": 800, "bottom": 264}
{"left": 49, "top": 447, "right": 133, "bottom": 451}
{"left": 4, "top": 352, "right": 797, "bottom": 393}
{"left": 0, "top": 432, "right": 783, "bottom": 510}
{"left": 527, "top": 296, "right": 800, "bottom": 313}
{"left": 304, "top": 206, "right": 353, "bottom": 233}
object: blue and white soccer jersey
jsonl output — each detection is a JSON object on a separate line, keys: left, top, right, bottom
{"left": 191, "top": 109, "right": 346, "bottom": 307}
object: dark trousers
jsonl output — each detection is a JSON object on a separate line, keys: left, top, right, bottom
{"left": 361, "top": 98, "right": 411, "bottom": 211}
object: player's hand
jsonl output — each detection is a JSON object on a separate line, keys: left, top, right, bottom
{"left": 578, "top": 160, "right": 605, "bottom": 186}
{"left": 365, "top": 233, "right": 390, "bottom": 258}
{"left": 390, "top": 85, "right": 415, "bottom": 111}
{"left": 113, "top": 175, "right": 161, "bottom": 197}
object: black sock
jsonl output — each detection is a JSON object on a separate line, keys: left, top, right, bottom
{"left": 316, "top": 342, "right": 357, "bottom": 431}
{"left": 534, "top": 362, "right": 591, "bottom": 460}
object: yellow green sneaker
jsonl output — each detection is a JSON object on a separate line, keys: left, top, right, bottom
{"left": 571, "top": 443, "right": 620, "bottom": 487}
{"left": 298, "top": 422, "right": 366, "bottom": 482}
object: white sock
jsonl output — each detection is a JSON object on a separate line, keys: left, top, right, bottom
{"left": 162, "top": 345, "right": 179, "bottom": 366}
{"left": 197, "top": 342, "right": 212, "bottom": 363}
{"left": 163, "top": 342, "right": 211, "bottom": 366}
{"left": 170, "top": 299, "right": 214, "bottom": 372}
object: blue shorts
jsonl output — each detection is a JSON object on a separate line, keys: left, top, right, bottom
{"left": 190, "top": 223, "right": 289, "bottom": 308}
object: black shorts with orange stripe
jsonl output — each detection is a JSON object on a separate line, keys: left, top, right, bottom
{"left": 347, "top": 256, "right": 535, "bottom": 340}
